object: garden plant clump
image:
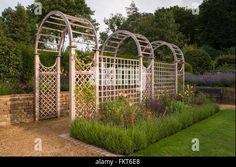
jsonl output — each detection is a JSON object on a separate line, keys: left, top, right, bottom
{"left": 70, "top": 86, "right": 219, "bottom": 155}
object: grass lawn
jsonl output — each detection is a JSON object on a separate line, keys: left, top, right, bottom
{"left": 131, "top": 109, "right": 235, "bottom": 156}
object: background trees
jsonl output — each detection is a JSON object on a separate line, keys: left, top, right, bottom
{"left": 198, "top": 0, "right": 235, "bottom": 50}
{"left": 0, "top": 0, "right": 235, "bottom": 94}
{"left": 100, "top": 0, "right": 235, "bottom": 74}
{"left": 0, "top": 0, "right": 97, "bottom": 94}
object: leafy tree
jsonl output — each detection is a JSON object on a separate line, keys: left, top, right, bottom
{"left": 122, "top": 1, "right": 141, "bottom": 32}
{"left": 2, "top": 4, "right": 33, "bottom": 44}
{"left": 104, "top": 13, "right": 125, "bottom": 33}
{"left": 34, "top": 0, "right": 99, "bottom": 29}
{"left": 0, "top": 18, "right": 22, "bottom": 81}
{"left": 99, "top": 31, "right": 109, "bottom": 45}
{"left": 126, "top": 0, "right": 139, "bottom": 16}
{"left": 166, "top": 6, "right": 199, "bottom": 44}
{"left": 148, "top": 8, "right": 185, "bottom": 47}
{"left": 199, "top": 0, "right": 236, "bottom": 49}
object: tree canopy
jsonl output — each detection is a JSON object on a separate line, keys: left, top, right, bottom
{"left": 198, "top": 0, "right": 235, "bottom": 50}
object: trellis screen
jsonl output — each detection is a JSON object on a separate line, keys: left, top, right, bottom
{"left": 154, "top": 62, "right": 177, "bottom": 99}
{"left": 99, "top": 56, "right": 141, "bottom": 104}
{"left": 35, "top": 11, "right": 184, "bottom": 121}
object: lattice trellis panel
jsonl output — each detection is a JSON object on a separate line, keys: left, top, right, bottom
{"left": 154, "top": 62, "right": 176, "bottom": 99}
{"left": 99, "top": 56, "right": 140, "bottom": 104}
{"left": 74, "top": 59, "right": 96, "bottom": 119}
{"left": 38, "top": 63, "right": 57, "bottom": 120}
{"left": 142, "top": 66, "right": 153, "bottom": 102}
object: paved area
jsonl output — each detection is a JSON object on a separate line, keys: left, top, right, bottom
{"left": 0, "top": 117, "right": 107, "bottom": 156}
{"left": 219, "top": 104, "right": 235, "bottom": 110}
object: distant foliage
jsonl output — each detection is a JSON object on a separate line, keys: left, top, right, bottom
{"left": 214, "top": 55, "right": 235, "bottom": 71}
{"left": 199, "top": 0, "right": 235, "bottom": 49}
{"left": 184, "top": 48, "right": 212, "bottom": 74}
{"left": 200, "top": 45, "right": 222, "bottom": 60}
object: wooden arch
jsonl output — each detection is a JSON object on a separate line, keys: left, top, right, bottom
{"left": 34, "top": 11, "right": 99, "bottom": 121}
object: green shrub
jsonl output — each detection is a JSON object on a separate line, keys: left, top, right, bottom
{"left": 127, "top": 127, "right": 147, "bottom": 150}
{"left": 174, "top": 110, "right": 194, "bottom": 129}
{"left": 215, "top": 63, "right": 235, "bottom": 72}
{"left": 17, "top": 44, "right": 34, "bottom": 82}
{"left": 200, "top": 45, "right": 221, "bottom": 60}
{"left": 159, "top": 93, "right": 177, "bottom": 107}
{"left": 192, "top": 92, "right": 210, "bottom": 105}
{"left": 99, "top": 97, "right": 152, "bottom": 127}
{"left": 185, "top": 62, "right": 193, "bottom": 73}
{"left": 226, "top": 47, "right": 235, "bottom": 55}
{"left": 152, "top": 103, "right": 218, "bottom": 141}
{"left": 39, "top": 51, "right": 59, "bottom": 67}
{"left": 192, "top": 103, "right": 219, "bottom": 122}
{"left": 215, "top": 55, "right": 235, "bottom": 71}
{"left": 159, "top": 115, "right": 183, "bottom": 137}
{"left": 215, "top": 55, "right": 235, "bottom": 67}
{"left": 166, "top": 101, "right": 191, "bottom": 114}
{"left": 61, "top": 83, "right": 69, "bottom": 91}
{"left": 70, "top": 119, "right": 134, "bottom": 154}
{"left": 137, "top": 119, "right": 159, "bottom": 144}
{"left": 184, "top": 48, "right": 212, "bottom": 74}
{"left": 0, "top": 82, "right": 14, "bottom": 95}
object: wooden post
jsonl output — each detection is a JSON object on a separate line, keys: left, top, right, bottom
{"left": 35, "top": 54, "right": 40, "bottom": 121}
{"left": 95, "top": 50, "right": 100, "bottom": 113}
{"left": 56, "top": 56, "right": 61, "bottom": 118}
{"left": 69, "top": 43, "right": 76, "bottom": 121}
{"left": 139, "top": 56, "right": 143, "bottom": 103}
{"left": 175, "top": 62, "right": 178, "bottom": 95}
{"left": 151, "top": 59, "right": 155, "bottom": 99}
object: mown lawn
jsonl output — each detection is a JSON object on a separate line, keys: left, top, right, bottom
{"left": 131, "top": 109, "right": 235, "bottom": 156}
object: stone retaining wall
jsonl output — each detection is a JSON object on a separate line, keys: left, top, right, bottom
{"left": 196, "top": 87, "right": 235, "bottom": 104}
{"left": 1, "top": 87, "right": 234, "bottom": 126}
{"left": 0, "top": 92, "right": 69, "bottom": 126}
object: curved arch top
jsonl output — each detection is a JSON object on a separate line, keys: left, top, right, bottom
{"left": 151, "top": 41, "right": 184, "bottom": 63}
{"left": 35, "top": 10, "right": 99, "bottom": 63}
{"left": 101, "top": 30, "right": 154, "bottom": 59}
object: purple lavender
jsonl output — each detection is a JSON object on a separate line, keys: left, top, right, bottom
{"left": 185, "top": 72, "right": 235, "bottom": 87}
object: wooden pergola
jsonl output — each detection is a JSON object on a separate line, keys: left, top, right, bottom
{"left": 34, "top": 11, "right": 185, "bottom": 122}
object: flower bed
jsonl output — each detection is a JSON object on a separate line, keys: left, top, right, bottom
{"left": 70, "top": 90, "right": 219, "bottom": 155}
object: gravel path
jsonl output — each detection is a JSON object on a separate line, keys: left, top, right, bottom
{"left": 0, "top": 117, "right": 103, "bottom": 156}
{"left": 219, "top": 104, "right": 235, "bottom": 110}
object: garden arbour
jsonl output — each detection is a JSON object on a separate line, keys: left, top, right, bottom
{"left": 34, "top": 11, "right": 185, "bottom": 121}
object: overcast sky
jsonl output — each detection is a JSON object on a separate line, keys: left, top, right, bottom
{"left": 0, "top": 0, "right": 203, "bottom": 32}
